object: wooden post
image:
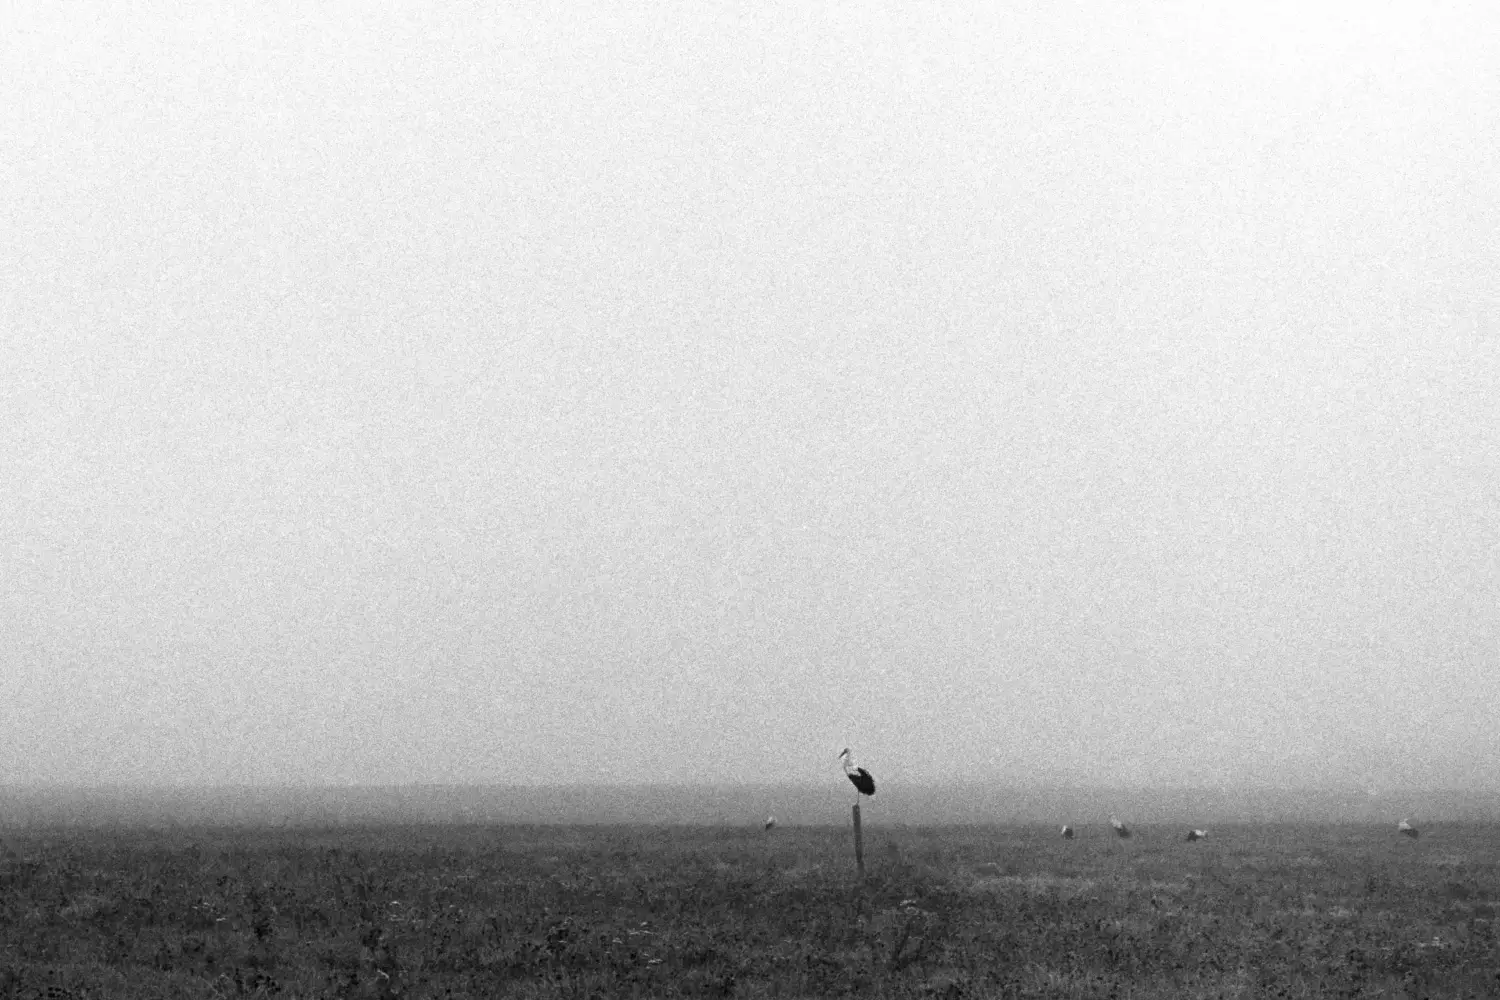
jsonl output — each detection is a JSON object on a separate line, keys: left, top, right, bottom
{"left": 852, "top": 803, "right": 865, "bottom": 879}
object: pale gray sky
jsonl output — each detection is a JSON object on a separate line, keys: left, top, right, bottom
{"left": 3, "top": 1, "right": 1497, "bottom": 790}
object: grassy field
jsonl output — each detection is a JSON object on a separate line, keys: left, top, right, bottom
{"left": 1, "top": 822, "right": 1497, "bottom": 998}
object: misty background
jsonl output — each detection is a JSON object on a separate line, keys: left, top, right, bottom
{"left": 3, "top": 2, "right": 1497, "bottom": 810}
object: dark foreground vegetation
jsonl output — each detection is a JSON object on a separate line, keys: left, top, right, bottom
{"left": 1, "top": 823, "right": 1498, "bottom": 998}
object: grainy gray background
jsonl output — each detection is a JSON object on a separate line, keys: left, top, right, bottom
{"left": 4, "top": 2, "right": 1495, "bottom": 794}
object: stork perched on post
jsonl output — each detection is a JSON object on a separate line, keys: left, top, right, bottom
{"left": 1185, "top": 829, "right": 1207, "bottom": 842}
{"left": 839, "top": 748, "right": 875, "bottom": 801}
{"left": 1061, "top": 825, "right": 1074, "bottom": 839}
{"left": 1398, "top": 819, "right": 1419, "bottom": 839}
{"left": 1111, "top": 816, "right": 1132, "bottom": 839}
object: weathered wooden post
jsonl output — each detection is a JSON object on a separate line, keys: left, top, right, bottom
{"left": 852, "top": 803, "right": 865, "bottom": 879}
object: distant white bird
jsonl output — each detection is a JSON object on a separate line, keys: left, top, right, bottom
{"left": 1185, "top": 829, "right": 1207, "bottom": 842}
{"left": 839, "top": 748, "right": 876, "bottom": 799}
{"left": 1111, "top": 816, "right": 1132, "bottom": 839}
{"left": 1398, "top": 819, "right": 1419, "bottom": 839}
{"left": 764, "top": 815, "right": 776, "bottom": 831}
{"left": 1061, "top": 825, "right": 1074, "bottom": 839}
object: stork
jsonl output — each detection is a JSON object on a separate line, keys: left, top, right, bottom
{"left": 1185, "top": 829, "right": 1207, "bottom": 842}
{"left": 764, "top": 815, "right": 776, "bottom": 831}
{"left": 1398, "top": 819, "right": 1419, "bottom": 839}
{"left": 1061, "top": 825, "right": 1074, "bottom": 839}
{"left": 1110, "top": 816, "right": 1132, "bottom": 839}
{"left": 839, "top": 748, "right": 876, "bottom": 800}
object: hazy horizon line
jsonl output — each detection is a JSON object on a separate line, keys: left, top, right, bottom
{"left": 5, "top": 783, "right": 1494, "bottom": 828}
{"left": 1, "top": 781, "right": 1487, "bottom": 794}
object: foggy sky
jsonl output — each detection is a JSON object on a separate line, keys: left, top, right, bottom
{"left": 3, "top": 1, "right": 1497, "bottom": 792}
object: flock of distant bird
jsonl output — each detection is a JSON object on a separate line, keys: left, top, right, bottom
{"left": 761, "top": 749, "right": 1424, "bottom": 842}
